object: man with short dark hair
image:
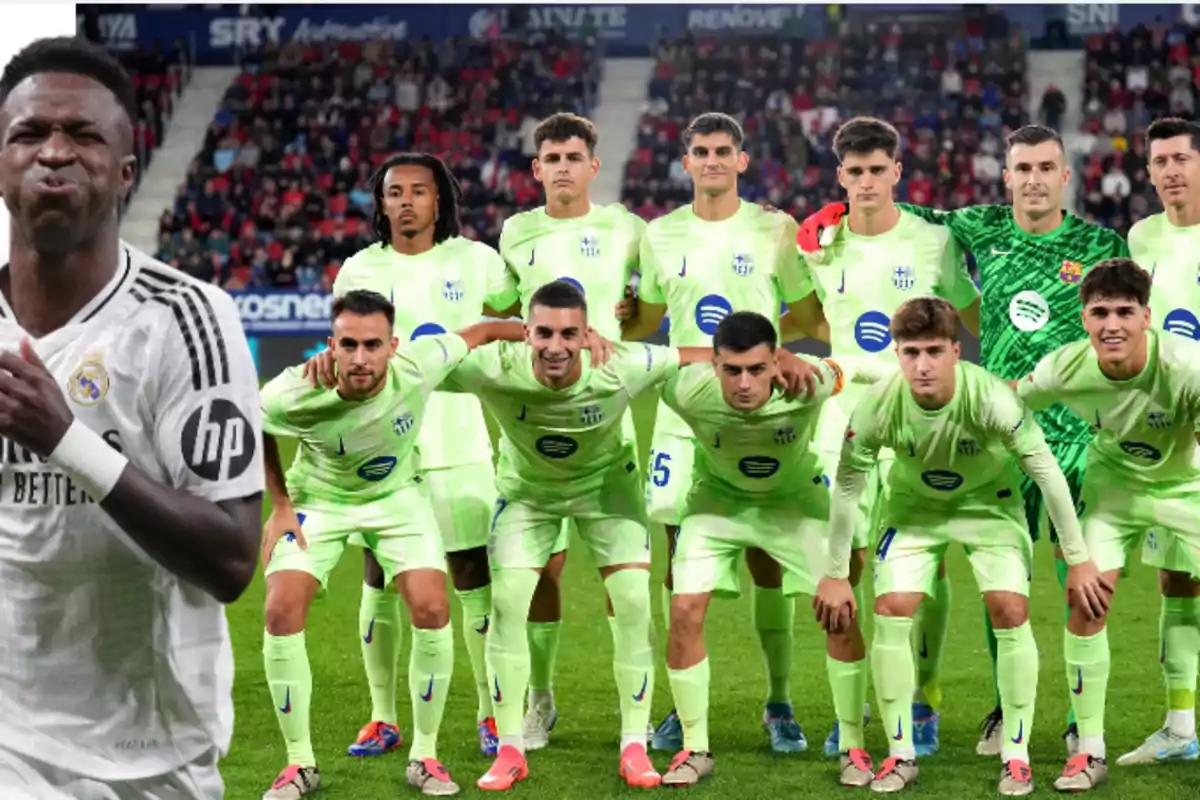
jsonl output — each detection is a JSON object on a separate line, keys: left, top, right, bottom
{"left": 1119, "top": 116, "right": 1200, "bottom": 766}
{"left": 1014, "top": 257, "right": 1200, "bottom": 791}
{"left": 0, "top": 35, "right": 265, "bottom": 796}
{"left": 260, "top": 291, "right": 526, "bottom": 798}
{"left": 619, "top": 111, "right": 828, "bottom": 756}
{"left": 796, "top": 115, "right": 982, "bottom": 759}
{"left": 816, "top": 296, "right": 1106, "bottom": 797}
{"left": 801, "top": 121, "right": 1129, "bottom": 756}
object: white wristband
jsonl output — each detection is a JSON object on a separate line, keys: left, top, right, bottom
{"left": 48, "top": 419, "right": 129, "bottom": 502}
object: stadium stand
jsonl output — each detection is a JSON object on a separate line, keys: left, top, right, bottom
{"left": 621, "top": 16, "right": 1028, "bottom": 222}
{"left": 1071, "top": 23, "right": 1198, "bottom": 236}
{"left": 152, "top": 33, "right": 599, "bottom": 289}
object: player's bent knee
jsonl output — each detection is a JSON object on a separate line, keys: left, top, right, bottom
{"left": 395, "top": 568, "right": 450, "bottom": 628}
{"left": 874, "top": 591, "right": 922, "bottom": 618}
{"left": 982, "top": 591, "right": 1029, "bottom": 629}
{"left": 264, "top": 571, "right": 319, "bottom": 635}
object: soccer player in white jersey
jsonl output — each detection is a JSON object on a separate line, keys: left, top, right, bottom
{"left": 657, "top": 311, "right": 884, "bottom": 789}
{"left": 1012, "top": 259, "right": 1200, "bottom": 792}
{"left": 815, "top": 297, "right": 1107, "bottom": 796}
{"left": 322, "top": 152, "right": 517, "bottom": 759}
{"left": 259, "top": 291, "right": 528, "bottom": 798}
{"left": 619, "top": 111, "right": 827, "bottom": 753}
{"left": 0, "top": 38, "right": 263, "bottom": 796}
{"left": 497, "top": 113, "right": 645, "bottom": 747}
{"left": 1120, "top": 117, "right": 1200, "bottom": 766}
{"left": 796, "top": 117, "right": 981, "bottom": 758}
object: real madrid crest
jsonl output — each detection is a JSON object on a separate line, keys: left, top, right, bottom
{"left": 68, "top": 358, "right": 109, "bottom": 406}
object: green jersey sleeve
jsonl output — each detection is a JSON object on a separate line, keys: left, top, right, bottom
{"left": 637, "top": 228, "right": 665, "bottom": 304}
{"left": 259, "top": 367, "right": 308, "bottom": 438}
{"left": 437, "top": 341, "right": 507, "bottom": 394}
{"left": 936, "top": 232, "right": 980, "bottom": 310}
{"left": 775, "top": 214, "right": 814, "bottom": 303}
{"left": 981, "top": 381, "right": 1048, "bottom": 459}
{"left": 394, "top": 333, "right": 471, "bottom": 395}
{"left": 625, "top": 213, "right": 647, "bottom": 285}
{"left": 483, "top": 243, "right": 520, "bottom": 311}
{"left": 1016, "top": 347, "right": 1070, "bottom": 412}
{"left": 612, "top": 343, "right": 680, "bottom": 397}
{"left": 897, "top": 204, "right": 1009, "bottom": 252}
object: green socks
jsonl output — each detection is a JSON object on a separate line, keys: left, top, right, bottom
{"left": 527, "top": 620, "right": 561, "bottom": 697}
{"left": 1160, "top": 596, "right": 1200, "bottom": 737}
{"left": 486, "top": 568, "right": 540, "bottom": 745}
{"left": 457, "top": 586, "right": 493, "bottom": 722}
{"left": 996, "top": 622, "right": 1039, "bottom": 763}
{"left": 359, "top": 585, "right": 402, "bottom": 725}
{"left": 408, "top": 624, "right": 454, "bottom": 760}
{"left": 752, "top": 586, "right": 794, "bottom": 705}
{"left": 827, "top": 654, "right": 869, "bottom": 752}
{"left": 1064, "top": 628, "right": 1111, "bottom": 758}
{"left": 913, "top": 573, "right": 950, "bottom": 709}
{"left": 668, "top": 657, "right": 711, "bottom": 752}
{"left": 872, "top": 615, "right": 916, "bottom": 759}
{"left": 605, "top": 569, "right": 655, "bottom": 739}
{"left": 265, "top": 631, "right": 316, "bottom": 767}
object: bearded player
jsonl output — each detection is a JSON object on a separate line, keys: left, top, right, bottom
{"left": 1119, "top": 116, "right": 1200, "bottom": 766}
{"left": 620, "top": 111, "right": 828, "bottom": 754}
{"left": 497, "top": 112, "right": 645, "bottom": 748}
{"left": 795, "top": 117, "right": 981, "bottom": 759}
{"left": 799, "top": 123, "right": 1128, "bottom": 756}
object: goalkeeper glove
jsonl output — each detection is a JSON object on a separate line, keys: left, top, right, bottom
{"left": 796, "top": 202, "right": 847, "bottom": 253}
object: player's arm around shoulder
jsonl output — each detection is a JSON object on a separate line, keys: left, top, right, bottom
{"left": 1013, "top": 343, "right": 1077, "bottom": 411}
{"left": 477, "top": 236, "right": 521, "bottom": 316}
{"left": 620, "top": 219, "right": 668, "bottom": 340}
{"left": 899, "top": 203, "right": 1005, "bottom": 252}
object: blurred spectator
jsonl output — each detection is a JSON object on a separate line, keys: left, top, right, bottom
{"left": 1041, "top": 84, "right": 1066, "bottom": 130}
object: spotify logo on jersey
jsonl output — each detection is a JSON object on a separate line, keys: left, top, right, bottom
{"left": 411, "top": 322, "right": 447, "bottom": 340}
{"left": 694, "top": 294, "right": 733, "bottom": 335}
{"left": 1008, "top": 290, "right": 1050, "bottom": 332}
{"left": 1163, "top": 309, "right": 1200, "bottom": 340}
{"left": 854, "top": 311, "right": 892, "bottom": 352}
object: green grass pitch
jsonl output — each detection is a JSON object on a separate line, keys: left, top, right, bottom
{"left": 223, "top": 392, "right": 1197, "bottom": 798}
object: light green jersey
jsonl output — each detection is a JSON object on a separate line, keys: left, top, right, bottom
{"left": 801, "top": 210, "right": 979, "bottom": 415}
{"left": 662, "top": 357, "right": 846, "bottom": 501}
{"left": 499, "top": 203, "right": 644, "bottom": 341}
{"left": 638, "top": 200, "right": 809, "bottom": 435}
{"left": 843, "top": 361, "right": 1048, "bottom": 503}
{"left": 261, "top": 333, "right": 470, "bottom": 507}
{"left": 334, "top": 237, "right": 515, "bottom": 470}
{"left": 1018, "top": 328, "right": 1200, "bottom": 486}
{"left": 1128, "top": 212, "right": 1200, "bottom": 343}
{"left": 440, "top": 342, "right": 680, "bottom": 502}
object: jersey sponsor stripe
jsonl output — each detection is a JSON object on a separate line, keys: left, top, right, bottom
{"left": 133, "top": 271, "right": 229, "bottom": 391}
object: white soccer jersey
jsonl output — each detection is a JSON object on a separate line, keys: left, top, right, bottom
{"left": 0, "top": 243, "right": 264, "bottom": 782}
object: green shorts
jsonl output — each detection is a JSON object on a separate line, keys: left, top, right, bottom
{"left": 422, "top": 461, "right": 495, "bottom": 553}
{"left": 873, "top": 486, "right": 1032, "bottom": 598}
{"left": 266, "top": 482, "right": 446, "bottom": 597}
{"left": 489, "top": 458, "right": 650, "bottom": 571}
{"left": 1081, "top": 466, "right": 1200, "bottom": 578}
{"left": 1022, "top": 440, "right": 1087, "bottom": 545}
{"left": 673, "top": 476, "right": 830, "bottom": 599}
{"left": 645, "top": 430, "right": 695, "bottom": 527}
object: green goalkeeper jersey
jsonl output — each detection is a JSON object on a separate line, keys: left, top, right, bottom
{"left": 439, "top": 342, "right": 680, "bottom": 502}
{"left": 662, "top": 358, "right": 846, "bottom": 502}
{"left": 842, "top": 361, "right": 1048, "bottom": 503}
{"left": 499, "top": 203, "right": 645, "bottom": 341}
{"left": 1017, "top": 328, "right": 1200, "bottom": 487}
{"left": 901, "top": 204, "right": 1128, "bottom": 443}
{"left": 638, "top": 200, "right": 810, "bottom": 436}
{"left": 260, "top": 333, "right": 470, "bottom": 508}
{"left": 1128, "top": 212, "right": 1200, "bottom": 342}
{"left": 334, "top": 237, "right": 516, "bottom": 470}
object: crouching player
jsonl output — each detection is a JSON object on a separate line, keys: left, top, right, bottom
{"left": 1015, "top": 258, "right": 1200, "bottom": 792}
{"left": 815, "top": 296, "right": 1108, "bottom": 796}
{"left": 658, "top": 311, "right": 890, "bottom": 788}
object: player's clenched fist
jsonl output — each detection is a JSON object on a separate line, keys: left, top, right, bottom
{"left": 796, "top": 201, "right": 847, "bottom": 253}
{"left": 813, "top": 576, "right": 857, "bottom": 633}
{"left": 773, "top": 349, "right": 824, "bottom": 401}
{"left": 0, "top": 339, "right": 74, "bottom": 457}
{"left": 261, "top": 504, "right": 307, "bottom": 569}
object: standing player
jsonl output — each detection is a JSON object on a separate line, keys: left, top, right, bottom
{"left": 497, "top": 112, "right": 645, "bottom": 748}
{"left": 658, "top": 311, "right": 882, "bottom": 788}
{"left": 1120, "top": 116, "right": 1200, "bottom": 765}
{"left": 328, "top": 152, "right": 517, "bottom": 759}
{"left": 800, "top": 124, "right": 1129, "bottom": 755}
{"left": 814, "top": 297, "right": 1106, "bottom": 796}
{"left": 0, "top": 38, "right": 264, "bottom": 794}
{"left": 796, "top": 116, "right": 981, "bottom": 758}
{"left": 1014, "top": 260, "right": 1200, "bottom": 792}
{"left": 619, "top": 111, "right": 828, "bottom": 753}
{"left": 259, "top": 291, "right": 525, "bottom": 798}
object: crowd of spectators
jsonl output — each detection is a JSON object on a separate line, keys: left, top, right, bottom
{"left": 622, "top": 14, "right": 1029, "bottom": 223}
{"left": 154, "top": 32, "right": 598, "bottom": 290}
{"left": 1070, "top": 21, "right": 1200, "bottom": 236}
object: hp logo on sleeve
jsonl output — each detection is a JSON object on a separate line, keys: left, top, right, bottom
{"left": 181, "top": 398, "right": 256, "bottom": 481}
{"left": 694, "top": 294, "right": 733, "bottom": 335}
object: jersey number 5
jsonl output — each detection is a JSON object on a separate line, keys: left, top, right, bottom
{"left": 650, "top": 451, "right": 672, "bottom": 487}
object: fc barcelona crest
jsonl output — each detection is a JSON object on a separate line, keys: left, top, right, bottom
{"left": 1059, "top": 260, "right": 1083, "bottom": 284}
